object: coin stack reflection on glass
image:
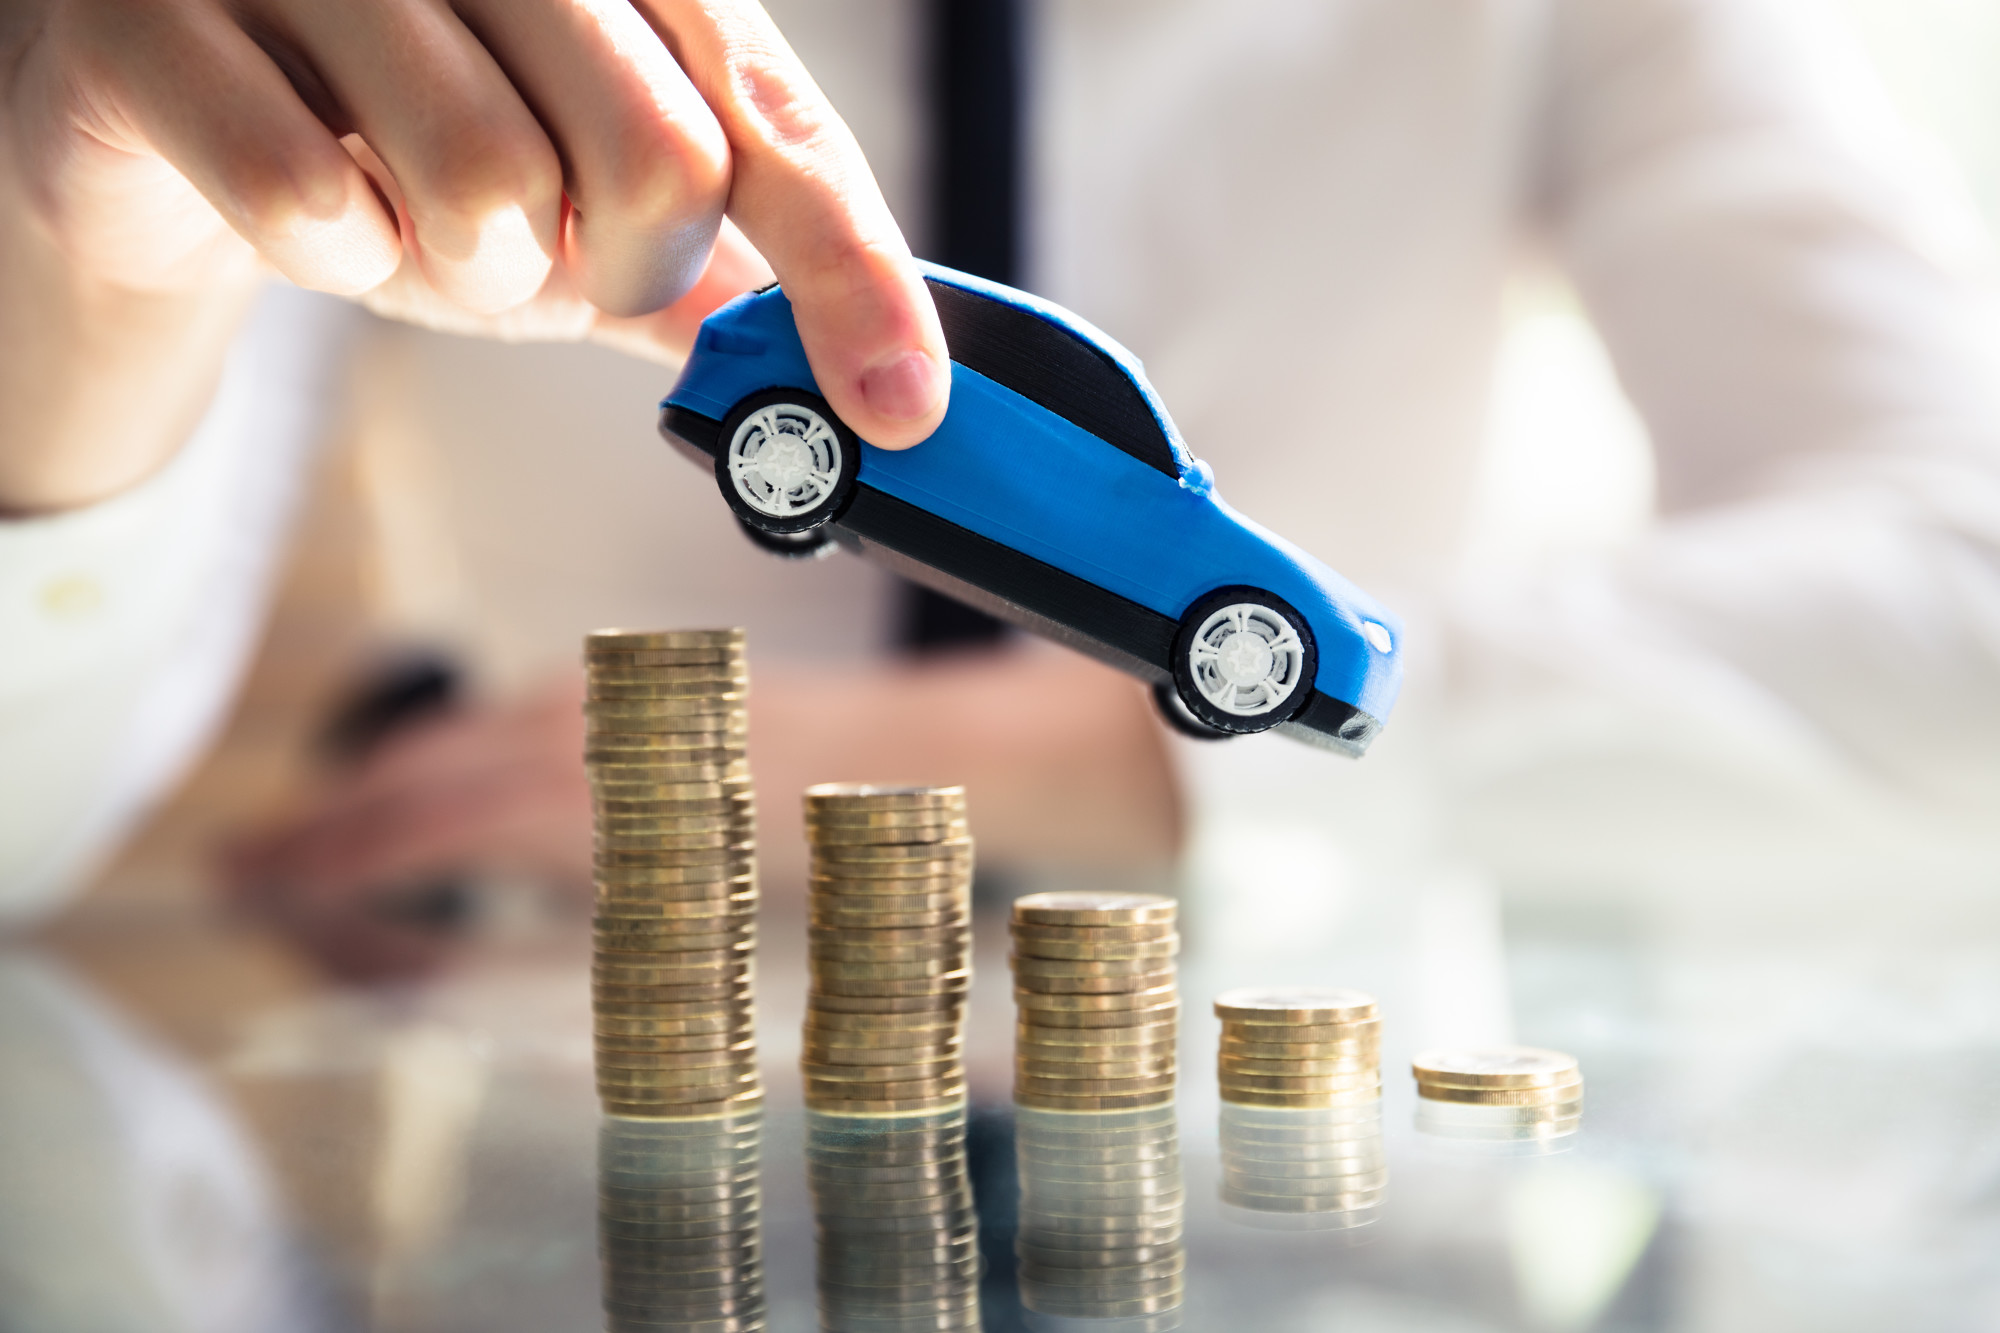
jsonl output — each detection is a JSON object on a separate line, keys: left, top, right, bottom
{"left": 1011, "top": 894, "right": 1179, "bottom": 1112}
{"left": 1412, "top": 1047, "right": 1583, "bottom": 1145}
{"left": 807, "top": 1108, "right": 983, "bottom": 1333}
{"left": 1014, "top": 1105, "right": 1185, "bottom": 1330}
{"left": 1214, "top": 988, "right": 1380, "bottom": 1109}
{"left": 598, "top": 1112, "right": 765, "bottom": 1333}
{"left": 1217, "top": 1101, "right": 1387, "bottom": 1229}
{"left": 802, "top": 784, "right": 972, "bottom": 1115}
{"left": 585, "top": 628, "right": 761, "bottom": 1119}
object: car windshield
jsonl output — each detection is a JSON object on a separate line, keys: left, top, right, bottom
{"left": 926, "top": 279, "right": 1180, "bottom": 478}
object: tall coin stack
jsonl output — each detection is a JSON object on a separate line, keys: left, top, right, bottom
{"left": 802, "top": 784, "right": 972, "bottom": 1115}
{"left": 598, "top": 1112, "right": 765, "bottom": 1333}
{"left": 1214, "top": 988, "right": 1380, "bottom": 1109}
{"left": 1011, "top": 894, "right": 1179, "bottom": 1112}
{"left": 807, "top": 1108, "right": 983, "bottom": 1333}
{"left": 1015, "top": 1104, "right": 1186, "bottom": 1329}
{"left": 1412, "top": 1047, "right": 1582, "bottom": 1145}
{"left": 586, "top": 628, "right": 761, "bottom": 1119}
{"left": 1217, "top": 1102, "right": 1387, "bottom": 1229}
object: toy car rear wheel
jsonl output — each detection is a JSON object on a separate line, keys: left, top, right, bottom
{"left": 1170, "top": 587, "right": 1318, "bottom": 735}
{"left": 716, "top": 389, "right": 859, "bottom": 535}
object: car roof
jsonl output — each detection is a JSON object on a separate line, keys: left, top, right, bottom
{"left": 917, "top": 262, "right": 1194, "bottom": 479}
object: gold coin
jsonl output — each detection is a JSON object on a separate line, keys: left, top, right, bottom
{"left": 588, "top": 681, "right": 748, "bottom": 701}
{"left": 597, "top": 1063, "right": 762, "bottom": 1088}
{"left": 802, "top": 1043, "right": 963, "bottom": 1068}
{"left": 1012, "top": 1090, "right": 1174, "bottom": 1112}
{"left": 594, "top": 895, "right": 756, "bottom": 919}
{"left": 1218, "top": 1036, "right": 1378, "bottom": 1061}
{"left": 1010, "top": 921, "right": 1180, "bottom": 945}
{"left": 809, "top": 925, "right": 970, "bottom": 947}
{"left": 594, "top": 960, "right": 753, "bottom": 986}
{"left": 1219, "top": 1055, "right": 1377, "bottom": 1079}
{"left": 595, "top": 831, "right": 756, "bottom": 853}
{"left": 592, "top": 812, "right": 755, "bottom": 836}
{"left": 802, "top": 1058, "right": 962, "bottom": 1084}
{"left": 803, "top": 783, "right": 965, "bottom": 811}
{"left": 597, "top": 1013, "right": 755, "bottom": 1037}
{"left": 594, "top": 944, "right": 751, "bottom": 967}
{"left": 586, "top": 698, "right": 746, "bottom": 723}
{"left": 594, "top": 844, "right": 746, "bottom": 867}
{"left": 804, "top": 806, "right": 968, "bottom": 830}
{"left": 1017, "top": 1055, "right": 1175, "bottom": 1081}
{"left": 803, "top": 1011, "right": 964, "bottom": 1036}
{"left": 807, "top": 880, "right": 969, "bottom": 903}
{"left": 812, "top": 956, "right": 962, "bottom": 980}
{"left": 596, "top": 861, "right": 754, "bottom": 885}
{"left": 584, "top": 642, "right": 746, "bottom": 664}
{"left": 810, "top": 857, "right": 971, "bottom": 882}
{"left": 1010, "top": 936, "right": 1180, "bottom": 963}
{"left": 1016, "top": 1021, "right": 1178, "bottom": 1046}
{"left": 1016, "top": 1042, "right": 1178, "bottom": 1068}
{"left": 806, "top": 1079, "right": 968, "bottom": 1103}
{"left": 589, "top": 764, "right": 752, "bottom": 787}
{"left": 1217, "top": 1071, "right": 1381, "bottom": 1094}
{"left": 807, "top": 991, "right": 969, "bottom": 1016}
{"left": 1015, "top": 1071, "right": 1178, "bottom": 1097}
{"left": 593, "top": 994, "right": 755, "bottom": 1017}
{"left": 1415, "top": 1079, "right": 1583, "bottom": 1107}
{"left": 1011, "top": 892, "right": 1177, "bottom": 928}
{"left": 807, "top": 821, "right": 970, "bottom": 847}
{"left": 1213, "top": 988, "right": 1377, "bottom": 1024}
{"left": 597, "top": 1031, "right": 756, "bottom": 1055}
{"left": 810, "top": 910, "right": 969, "bottom": 933}
{"left": 597, "top": 1048, "right": 757, "bottom": 1071}
{"left": 808, "top": 932, "right": 972, "bottom": 956}
{"left": 595, "top": 984, "right": 754, "bottom": 1007}
{"left": 812, "top": 835, "right": 973, "bottom": 861}
{"left": 1013, "top": 984, "right": 1177, "bottom": 1012}
{"left": 1410, "top": 1047, "right": 1579, "bottom": 1089}
{"left": 589, "top": 774, "right": 749, "bottom": 798}
{"left": 587, "top": 628, "right": 744, "bottom": 651}
{"left": 1010, "top": 955, "right": 1178, "bottom": 980}
{"left": 1014, "top": 972, "right": 1176, "bottom": 998}
{"left": 1016, "top": 1002, "right": 1179, "bottom": 1030}
{"left": 813, "top": 973, "right": 971, "bottom": 999}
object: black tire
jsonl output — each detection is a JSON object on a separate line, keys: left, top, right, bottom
{"left": 1152, "top": 681, "right": 1234, "bottom": 741}
{"left": 735, "top": 518, "right": 839, "bottom": 561}
{"left": 1169, "top": 586, "right": 1318, "bottom": 735}
{"left": 715, "top": 388, "right": 860, "bottom": 535}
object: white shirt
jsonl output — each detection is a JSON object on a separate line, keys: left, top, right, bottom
{"left": 6, "top": 0, "right": 1999, "bottom": 920}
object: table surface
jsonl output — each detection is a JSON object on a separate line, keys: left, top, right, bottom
{"left": 4, "top": 864, "right": 1998, "bottom": 1333}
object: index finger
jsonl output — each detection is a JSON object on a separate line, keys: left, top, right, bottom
{"left": 640, "top": 0, "right": 949, "bottom": 449}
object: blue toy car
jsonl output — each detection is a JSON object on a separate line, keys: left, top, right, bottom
{"left": 658, "top": 263, "right": 1402, "bottom": 755}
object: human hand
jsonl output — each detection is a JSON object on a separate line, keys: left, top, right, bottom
{"left": 1, "top": 0, "right": 948, "bottom": 508}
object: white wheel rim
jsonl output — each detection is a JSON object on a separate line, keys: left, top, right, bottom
{"left": 1187, "top": 602, "right": 1307, "bottom": 717}
{"left": 728, "top": 403, "right": 843, "bottom": 518}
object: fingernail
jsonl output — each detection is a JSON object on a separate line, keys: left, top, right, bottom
{"left": 859, "top": 350, "right": 946, "bottom": 423}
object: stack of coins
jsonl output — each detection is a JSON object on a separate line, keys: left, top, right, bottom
{"left": 808, "top": 1108, "right": 982, "bottom": 1333}
{"left": 1011, "top": 894, "right": 1179, "bottom": 1112}
{"left": 1014, "top": 1104, "right": 1185, "bottom": 1329}
{"left": 598, "top": 1111, "right": 764, "bottom": 1333}
{"left": 1214, "top": 988, "right": 1380, "bottom": 1109}
{"left": 1412, "top": 1047, "right": 1582, "bottom": 1143}
{"left": 801, "top": 784, "right": 972, "bottom": 1115}
{"left": 1217, "top": 1101, "right": 1387, "bottom": 1229}
{"left": 586, "top": 628, "right": 761, "bottom": 1119}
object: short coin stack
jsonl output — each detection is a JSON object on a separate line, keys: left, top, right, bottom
{"left": 1214, "top": 988, "right": 1380, "bottom": 1109}
{"left": 598, "top": 1112, "right": 765, "bottom": 1333}
{"left": 586, "top": 628, "right": 761, "bottom": 1119}
{"left": 802, "top": 784, "right": 972, "bottom": 1115}
{"left": 1012, "top": 893, "right": 1179, "bottom": 1112}
{"left": 1412, "top": 1047, "right": 1582, "bottom": 1143}
{"left": 1218, "top": 1101, "right": 1387, "bottom": 1228}
{"left": 1015, "top": 1104, "right": 1186, "bottom": 1328}
{"left": 807, "top": 1109, "right": 982, "bottom": 1333}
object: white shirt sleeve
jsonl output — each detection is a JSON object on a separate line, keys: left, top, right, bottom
{"left": 1466, "top": 0, "right": 2000, "bottom": 810}
{"left": 0, "top": 284, "right": 361, "bottom": 924}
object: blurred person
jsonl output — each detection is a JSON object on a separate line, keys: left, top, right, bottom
{"left": 9, "top": 0, "right": 2000, "bottom": 945}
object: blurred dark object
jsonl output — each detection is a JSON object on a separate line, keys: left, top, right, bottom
{"left": 901, "top": 0, "right": 1025, "bottom": 653}
{"left": 318, "top": 651, "right": 477, "bottom": 939}
{"left": 968, "top": 1102, "right": 1027, "bottom": 1331}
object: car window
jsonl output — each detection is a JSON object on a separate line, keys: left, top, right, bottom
{"left": 926, "top": 279, "right": 1179, "bottom": 477}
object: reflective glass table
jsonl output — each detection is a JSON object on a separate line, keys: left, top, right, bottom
{"left": 4, "top": 869, "right": 1997, "bottom": 1333}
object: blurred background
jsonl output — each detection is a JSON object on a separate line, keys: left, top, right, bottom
{"left": 7, "top": 1, "right": 2000, "bottom": 1330}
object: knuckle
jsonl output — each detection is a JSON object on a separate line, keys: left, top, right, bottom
{"left": 596, "top": 117, "right": 731, "bottom": 231}
{"left": 416, "top": 123, "right": 561, "bottom": 227}
{"left": 220, "top": 145, "right": 351, "bottom": 237}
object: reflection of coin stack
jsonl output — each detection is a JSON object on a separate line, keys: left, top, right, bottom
{"left": 807, "top": 1108, "right": 982, "bottom": 1333}
{"left": 598, "top": 1112, "right": 765, "bottom": 1333}
{"left": 585, "top": 628, "right": 761, "bottom": 1119}
{"left": 1412, "top": 1048, "right": 1582, "bottom": 1144}
{"left": 802, "top": 784, "right": 971, "bottom": 1116}
{"left": 1214, "top": 988, "right": 1380, "bottom": 1109}
{"left": 1011, "top": 894, "right": 1179, "bottom": 1112}
{"left": 1014, "top": 1105, "right": 1185, "bottom": 1330}
{"left": 1217, "top": 1101, "right": 1386, "bottom": 1229}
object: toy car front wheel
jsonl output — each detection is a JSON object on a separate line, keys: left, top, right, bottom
{"left": 1170, "top": 587, "right": 1318, "bottom": 734}
{"left": 716, "top": 390, "right": 859, "bottom": 535}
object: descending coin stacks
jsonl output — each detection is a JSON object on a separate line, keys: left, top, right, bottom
{"left": 598, "top": 1111, "right": 765, "bottom": 1333}
{"left": 586, "top": 628, "right": 761, "bottom": 1119}
{"left": 1214, "top": 988, "right": 1381, "bottom": 1109}
{"left": 1218, "top": 1101, "right": 1387, "bottom": 1229}
{"left": 1015, "top": 1104, "right": 1186, "bottom": 1329}
{"left": 808, "top": 1108, "right": 983, "bottom": 1333}
{"left": 1011, "top": 894, "right": 1180, "bottom": 1112}
{"left": 1412, "top": 1047, "right": 1582, "bottom": 1144}
{"left": 802, "top": 784, "right": 972, "bottom": 1115}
